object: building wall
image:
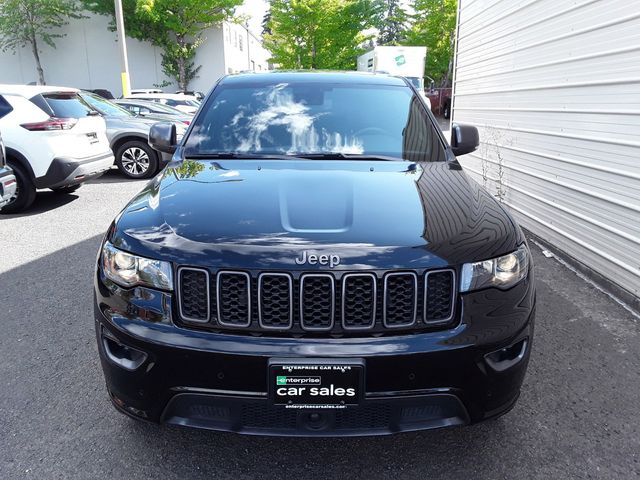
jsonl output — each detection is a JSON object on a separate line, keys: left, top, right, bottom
{"left": 452, "top": 0, "right": 640, "bottom": 298}
{"left": 222, "top": 22, "right": 270, "bottom": 74}
{"left": 0, "top": 14, "right": 271, "bottom": 96}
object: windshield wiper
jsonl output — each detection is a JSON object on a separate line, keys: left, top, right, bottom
{"left": 185, "top": 152, "right": 281, "bottom": 159}
{"left": 184, "top": 152, "right": 403, "bottom": 161}
{"left": 291, "top": 153, "right": 402, "bottom": 161}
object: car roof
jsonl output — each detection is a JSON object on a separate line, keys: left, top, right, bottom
{"left": 127, "top": 93, "right": 197, "bottom": 100}
{"left": 0, "top": 84, "right": 78, "bottom": 97}
{"left": 219, "top": 70, "right": 409, "bottom": 87}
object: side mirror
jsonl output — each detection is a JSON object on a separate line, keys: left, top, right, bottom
{"left": 450, "top": 123, "right": 479, "bottom": 157}
{"left": 149, "top": 122, "right": 177, "bottom": 154}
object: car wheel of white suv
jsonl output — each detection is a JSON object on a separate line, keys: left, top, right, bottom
{"left": 116, "top": 141, "right": 158, "bottom": 179}
{"left": 0, "top": 161, "right": 36, "bottom": 214}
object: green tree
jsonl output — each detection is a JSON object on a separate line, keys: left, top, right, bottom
{"left": 0, "top": 0, "right": 85, "bottom": 85}
{"left": 83, "top": 0, "right": 242, "bottom": 90}
{"left": 405, "top": 0, "right": 457, "bottom": 87}
{"left": 375, "top": 0, "right": 409, "bottom": 46}
{"left": 264, "top": 0, "right": 376, "bottom": 70}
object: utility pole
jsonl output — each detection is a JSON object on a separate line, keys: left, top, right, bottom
{"left": 114, "top": 0, "right": 131, "bottom": 96}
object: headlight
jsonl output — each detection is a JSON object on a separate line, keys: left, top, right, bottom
{"left": 460, "top": 244, "right": 530, "bottom": 292}
{"left": 101, "top": 241, "right": 173, "bottom": 291}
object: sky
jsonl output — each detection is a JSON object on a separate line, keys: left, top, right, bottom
{"left": 236, "top": 0, "right": 270, "bottom": 36}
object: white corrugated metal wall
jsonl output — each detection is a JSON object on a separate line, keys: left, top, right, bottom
{"left": 452, "top": 0, "right": 640, "bottom": 298}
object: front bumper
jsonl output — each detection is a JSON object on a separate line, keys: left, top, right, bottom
{"left": 94, "top": 267, "right": 535, "bottom": 436}
{"left": 0, "top": 167, "right": 17, "bottom": 209}
{"left": 34, "top": 151, "right": 114, "bottom": 189}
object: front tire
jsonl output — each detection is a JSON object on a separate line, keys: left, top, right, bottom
{"left": 1, "top": 161, "right": 36, "bottom": 214}
{"left": 115, "top": 141, "right": 158, "bottom": 179}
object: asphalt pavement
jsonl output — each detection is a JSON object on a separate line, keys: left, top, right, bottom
{"left": 1, "top": 167, "right": 639, "bottom": 479}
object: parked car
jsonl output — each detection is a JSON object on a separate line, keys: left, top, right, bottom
{"left": 79, "top": 91, "right": 173, "bottom": 179}
{"left": 426, "top": 87, "right": 452, "bottom": 118}
{"left": 84, "top": 89, "right": 115, "bottom": 100}
{"left": 0, "top": 131, "right": 17, "bottom": 211}
{"left": 0, "top": 85, "right": 113, "bottom": 213}
{"left": 95, "top": 71, "right": 535, "bottom": 436}
{"left": 130, "top": 88, "right": 164, "bottom": 95}
{"left": 175, "top": 90, "right": 204, "bottom": 101}
{"left": 126, "top": 93, "right": 200, "bottom": 114}
{"left": 113, "top": 98, "right": 192, "bottom": 125}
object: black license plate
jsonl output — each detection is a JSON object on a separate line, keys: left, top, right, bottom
{"left": 269, "top": 358, "right": 364, "bottom": 407}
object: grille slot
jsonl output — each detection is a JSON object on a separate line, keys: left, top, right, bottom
{"left": 217, "top": 271, "right": 251, "bottom": 327}
{"left": 424, "top": 269, "right": 455, "bottom": 323}
{"left": 342, "top": 273, "right": 376, "bottom": 330}
{"left": 300, "top": 274, "right": 335, "bottom": 331}
{"left": 258, "top": 273, "right": 293, "bottom": 329}
{"left": 383, "top": 273, "right": 418, "bottom": 327}
{"left": 177, "top": 267, "right": 210, "bottom": 323}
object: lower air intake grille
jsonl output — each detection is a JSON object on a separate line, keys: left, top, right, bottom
{"left": 217, "top": 271, "right": 251, "bottom": 326}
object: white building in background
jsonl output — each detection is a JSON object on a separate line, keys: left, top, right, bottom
{"left": 0, "top": 14, "right": 270, "bottom": 96}
{"left": 451, "top": 0, "right": 640, "bottom": 303}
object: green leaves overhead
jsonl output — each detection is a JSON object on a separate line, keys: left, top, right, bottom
{"left": 405, "top": 0, "right": 457, "bottom": 87}
{"left": 83, "top": 0, "right": 242, "bottom": 90}
{"left": 263, "top": 0, "right": 377, "bottom": 70}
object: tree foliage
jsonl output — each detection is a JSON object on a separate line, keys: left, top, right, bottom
{"left": 375, "top": 0, "right": 409, "bottom": 46}
{"left": 83, "top": 0, "right": 241, "bottom": 90}
{"left": 264, "top": 0, "right": 377, "bottom": 70}
{"left": 0, "top": 0, "right": 85, "bottom": 84}
{"left": 405, "top": 0, "right": 457, "bottom": 87}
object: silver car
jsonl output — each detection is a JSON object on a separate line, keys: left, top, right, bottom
{"left": 80, "top": 91, "right": 172, "bottom": 179}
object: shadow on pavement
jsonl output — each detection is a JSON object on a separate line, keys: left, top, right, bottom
{"left": 88, "top": 168, "right": 148, "bottom": 185}
{"left": 1, "top": 190, "right": 80, "bottom": 218}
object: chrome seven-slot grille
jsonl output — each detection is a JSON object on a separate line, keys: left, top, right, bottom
{"left": 177, "top": 268, "right": 456, "bottom": 335}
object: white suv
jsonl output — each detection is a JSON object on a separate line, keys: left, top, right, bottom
{"left": 0, "top": 85, "right": 114, "bottom": 213}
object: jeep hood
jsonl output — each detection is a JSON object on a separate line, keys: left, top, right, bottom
{"left": 110, "top": 159, "right": 522, "bottom": 269}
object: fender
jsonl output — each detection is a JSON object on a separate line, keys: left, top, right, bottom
{"left": 5, "top": 147, "right": 35, "bottom": 180}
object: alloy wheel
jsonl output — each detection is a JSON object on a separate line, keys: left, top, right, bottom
{"left": 121, "top": 147, "right": 150, "bottom": 176}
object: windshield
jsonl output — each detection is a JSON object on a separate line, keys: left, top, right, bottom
{"left": 166, "top": 98, "right": 199, "bottom": 107}
{"left": 82, "top": 93, "right": 132, "bottom": 117}
{"left": 184, "top": 82, "right": 445, "bottom": 162}
{"left": 130, "top": 102, "right": 184, "bottom": 114}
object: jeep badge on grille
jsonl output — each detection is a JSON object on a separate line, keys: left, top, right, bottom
{"left": 295, "top": 251, "right": 340, "bottom": 268}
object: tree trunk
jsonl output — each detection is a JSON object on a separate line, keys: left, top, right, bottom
{"left": 30, "top": 34, "right": 45, "bottom": 85}
{"left": 176, "top": 35, "right": 187, "bottom": 91}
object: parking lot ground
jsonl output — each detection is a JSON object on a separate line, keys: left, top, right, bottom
{"left": 1, "top": 168, "right": 639, "bottom": 479}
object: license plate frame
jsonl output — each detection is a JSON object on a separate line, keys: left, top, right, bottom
{"left": 268, "top": 358, "right": 364, "bottom": 407}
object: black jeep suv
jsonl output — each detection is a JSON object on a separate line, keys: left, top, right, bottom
{"left": 95, "top": 72, "right": 535, "bottom": 436}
